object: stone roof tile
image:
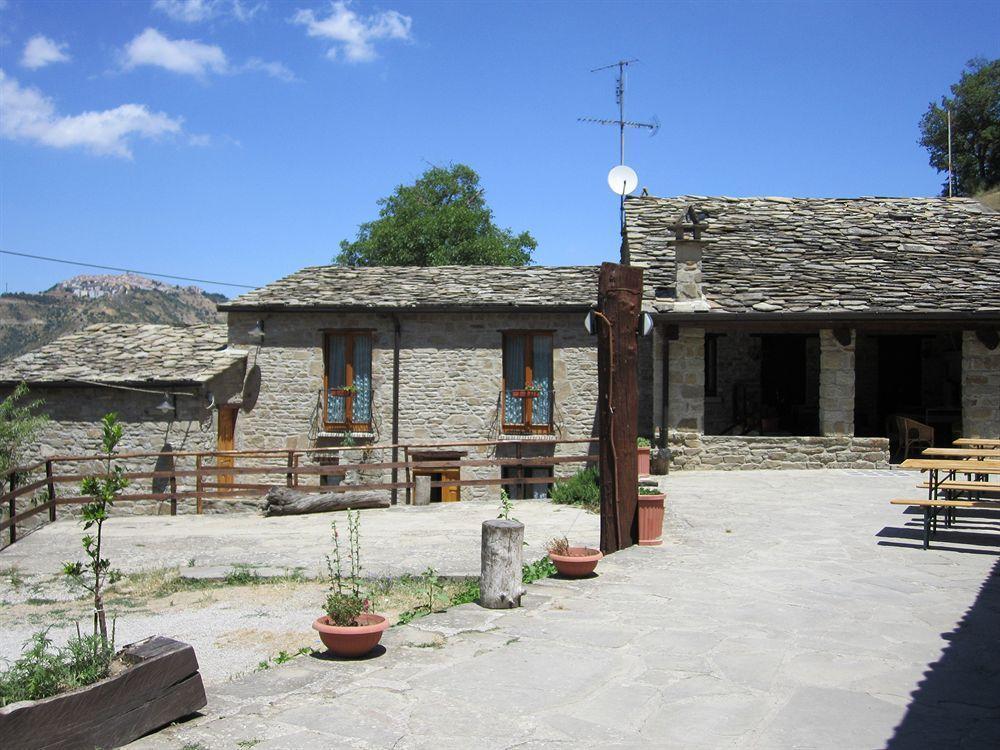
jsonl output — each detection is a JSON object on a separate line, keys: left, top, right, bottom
{"left": 625, "top": 195, "right": 1000, "bottom": 315}
{"left": 0, "top": 324, "right": 245, "bottom": 385}
{"left": 220, "top": 265, "right": 600, "bottom": 310}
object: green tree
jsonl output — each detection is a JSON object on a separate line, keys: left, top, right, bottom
{"left": 919, "top": 57, "right": 1000, "bottom": 196}
{"left": 63, "top": 413, "right": 127, "bottom": 649}
{"left": 336, "top": 164, "right": 536, "bottom": 266}
{"left": 0, "top": 382, "right": 48, "bottom": 492}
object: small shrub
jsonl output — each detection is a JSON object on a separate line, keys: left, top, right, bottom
{"left": 545, "top": 536, "right": 570, "bottom": 556}
{"left": 497, "top": 488, "right": 515, "bottom": 520}
{"left": 637, "top": 437, "right": 651, "bottom": 448}
{"left": 323, "top": 510, "right": 368, "bottom": 626}
{"left": 638, "top": 485, "right": 663, "bottom": 495}
{"left": 522, "top": 556, "right": 557, "bottom": 584}
{"left": 550, "top": 467, "right": 600, "bottom": 512}
{"left": 0, "top": 630, "right": 115, "bottom": 707}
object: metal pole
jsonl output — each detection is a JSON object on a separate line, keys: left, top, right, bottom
{"left": 618, "top": 61, "right": 625, "bottom": 165}
{"left": 947, "top": 108, "right": 953, "bottom": 198}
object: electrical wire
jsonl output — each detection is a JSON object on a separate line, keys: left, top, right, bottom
{"left": 0, "top": 249, "right": 257, "bottom": 290}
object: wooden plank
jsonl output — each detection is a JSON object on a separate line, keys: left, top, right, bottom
{"left": 918, "top": 481, "right": 1000, "bottom": 491}
{"left": 431, "top": 476, "right": 558, "bottom": 489}
{"left": 900, "top": 459, "right": 1000, "bottom": 472}
{"left": 922, "top": 447, "right": 1000, "bottom": 458}
{"left": 954, "top": 438, "right": 1000, "bottom": 448}
{"left": 891, "top": 498, "right": 1000, "bottom": 508}
{"left": 0, "top": 635, "right": 206, "bottom": 750}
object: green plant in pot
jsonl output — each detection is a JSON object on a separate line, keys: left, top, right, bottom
{"left": 637, "top": 437, "right": 652, "bottom": 476}
{"left": 545, "top": 535, "right": 602, "bottom": 578}
{"left": 312, "top": 510, "right": 388, "bottom": 657}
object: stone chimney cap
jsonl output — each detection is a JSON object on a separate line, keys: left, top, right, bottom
{"left": 670, "top": 205, "right": 709, "bottom": 241}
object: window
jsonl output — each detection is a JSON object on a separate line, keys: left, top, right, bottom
{"left": 502, "top": 332, "right": 553, "bottom": 433}
{"left": 705, "top": 334, "right": 719, "bottom": 398}
{"left": 324, "top": 331, "right": 373, "bottom": 431}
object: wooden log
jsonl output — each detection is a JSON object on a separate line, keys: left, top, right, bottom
{"left": 0, "top": 635, "right": 206, "bottom": 750}
{"left": 480, "top": 519, "right": 525, "bottom": 609}
{"left": 260, "top": 486, "right": 390, "bottom": 516}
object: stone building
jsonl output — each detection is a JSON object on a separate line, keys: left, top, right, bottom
{"left": 0, "top": 323, "right": 247, "bottom": 511}
{"left": 219, "top": 265, "right": 601, "bottom": 500}
{"left": 625, "top": 195, "right": 1000, "bottom": 470}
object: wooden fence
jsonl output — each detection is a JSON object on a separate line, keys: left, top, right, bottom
{"left": 1, "top": 438, "right": 598, "bottom": 546}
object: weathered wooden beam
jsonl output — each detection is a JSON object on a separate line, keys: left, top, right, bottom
{"left": 597, "top": 262, "right": 643, "bottom": 554}
{"left": 0, "top": 636, "right": 206, "bottom": 750}
{"left": 260, "top": 486, "right": 390, "bottom": 516}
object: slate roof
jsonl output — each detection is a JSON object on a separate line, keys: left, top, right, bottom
{"left": 0, "top": 324, "right": 246, "bottom": 386}
{"left": 625, "top": 195, "right": 1000, "bottom": 316}
{"left": 219, "top": 265, "right": 600, "bottom": 311}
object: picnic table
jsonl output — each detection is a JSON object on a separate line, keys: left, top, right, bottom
{"left": 953, "top": 438, "right": 1000, "bottom": 449}
{"left": 922, "top": 447, "right": 1000, "bottom": 459}
{"left": 893, "top": 457, "right": 1000, "bottom": 548}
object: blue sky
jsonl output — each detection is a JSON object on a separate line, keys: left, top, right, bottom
{"left": 1, "top": 0, "right": 998, "bottom": 297}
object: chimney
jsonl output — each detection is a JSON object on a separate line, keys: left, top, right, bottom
{"left": 669, "top": 206, "right": 709, "bottom": 310}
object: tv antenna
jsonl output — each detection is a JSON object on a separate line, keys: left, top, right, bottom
{"left": 579, "top": 59, "right": 658, "bottom": 230}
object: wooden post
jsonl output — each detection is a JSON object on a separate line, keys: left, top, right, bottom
{"left": 403, "top": 446, "right": 412, "bottom": 505}
{"left": 515, "top": 441, "right": 524, "bottom": 500}
{"left": 293, "top": 453, "right": 300, "bottom": 487}
{"left": 480, "top": 519, "right": 525, "bottom": 609}
{"left": 195, "top": 454, "right": 204, "bottom": 515}
{"left": 45, "top": 460, "right": 57, "bottom": 522}
{"left": 168, "top": 461, "right": 178, "bottom": 516}
{"left": 7, "top": 471, "right": 16, "bottom": 545}
{"left": 597, "top": 262, "right": 643, "bottom": 554}
{"left": 286, "top": 451, "right": 294, "bottom": 488}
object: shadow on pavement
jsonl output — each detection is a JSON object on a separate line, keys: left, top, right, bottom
{"left": 885, "top": 556, "right": 1000, "bottom": 748}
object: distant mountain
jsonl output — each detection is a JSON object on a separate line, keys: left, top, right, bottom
{"left": 0, "top": 273, "right": 228, "bottom": 362}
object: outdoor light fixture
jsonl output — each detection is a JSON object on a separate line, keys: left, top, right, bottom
{"left": 248, "top": 320, "right": 265, "bottom": 340}
{"left": 640, "top": 311, "right": 654, "bottom": 336}
{"left": 583, "top": 310, "right": 596, "bottom": 335}
{"left": 156, "top": 393, "right": 176, "bottom": 416}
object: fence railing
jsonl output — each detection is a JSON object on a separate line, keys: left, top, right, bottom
{"left": 1, "top": 438, "right": 598, "bottom": 546}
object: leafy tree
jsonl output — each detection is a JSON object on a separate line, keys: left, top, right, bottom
{"left": 336, "top": 164, "right": 536, "bottom": 266}
{"left": 63, "top": 413, "right": 127, "bottom": 650}
{"left": 919, "top": 57, "right": 1000, "bottom": 196}
{"left": 0, "top": 382, "right": 48, "bottom": 492}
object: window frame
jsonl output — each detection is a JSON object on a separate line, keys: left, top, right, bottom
{"left": 501, "top": 330, "right": 554, "bottom": 435}
{"left": 704, "top": 333, "right": 720, "bottom": 398}
{"left": 322, "top": 330, "right": 374, "bottom": 432}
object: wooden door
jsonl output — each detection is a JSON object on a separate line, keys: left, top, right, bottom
{"left": 217, "top": 407, "right": 238, "bottom": 491}
{"left": 440, "top": 468, "right": 461, "bottom": 502}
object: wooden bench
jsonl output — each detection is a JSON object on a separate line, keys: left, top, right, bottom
{"left": 918, "top": 480, "right": 1000, "bottom": 494}
{"left": 890, "top": 498, "right": 1000, "bottom": 549}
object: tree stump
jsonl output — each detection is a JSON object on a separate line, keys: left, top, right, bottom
{"left": 480, "top": 519, "right": 524, "bottom": 609}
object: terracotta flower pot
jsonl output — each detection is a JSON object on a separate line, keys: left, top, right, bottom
{"left": 312, "top": 613, "right": 389, "bottom": 657}
{"left": 638, "top": 492, "right": 665, "bottom": 546}
{"left": 638, "top": 446, "right": 651, "bottom": 476}
{"left": 548, "top": 547, "right": 603, "bottom": 577}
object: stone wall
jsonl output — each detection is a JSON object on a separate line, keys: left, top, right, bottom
{"left": 962, "top": 331, "right": 1000, "bottom": 438}
{"left": 227, "top": 311, "right": 599, "bottom": 502}
{"left": 819, "top": 329, "right": 855, "bottom": 435}
{"left": 664, "top": 433, "right": 890, "bottom": 470}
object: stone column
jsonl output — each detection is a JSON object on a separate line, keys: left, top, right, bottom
{"left": 819, "top": 329, "right": 855, "bottom": 436}
{"left": 667, "top": 327, "right": 704, "bottom": 434}
{"left": 962, "top": 331, "right": 1000, "bottom": 438}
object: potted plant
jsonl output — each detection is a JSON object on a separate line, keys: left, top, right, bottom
{"left": 545, "top": 535, "right": 602, "bottom": 577}
{"left": 637, "top": 437, "right": 651, "bottom": 476}
{"left": 638, "top": 485, "right": 665, "bottom": 546}
{"left": 312, "top": 510, "right": 389, "bottom": 658}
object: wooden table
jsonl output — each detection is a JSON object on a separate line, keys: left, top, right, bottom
{"left": 953, "top": 438, "right": 1000, "bottom": 449}
{"left": 900, "top": 458, "right": 1000, "bottom": 502}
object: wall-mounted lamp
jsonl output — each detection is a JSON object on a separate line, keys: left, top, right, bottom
{"left": 156, "top": 393, "right": 176, "bottom": 417}
{"left": 248, "top": 320, "right": 265, "bottom": 341}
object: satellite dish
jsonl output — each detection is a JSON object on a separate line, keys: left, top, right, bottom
{"left": 608, "top": 165, "right": 638, "bottom": 196}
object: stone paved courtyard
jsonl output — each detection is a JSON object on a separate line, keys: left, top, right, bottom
{"left": 109, "top": 468, "right": 1000, "bottom": 749}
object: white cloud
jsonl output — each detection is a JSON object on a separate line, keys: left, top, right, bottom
{"left": 152, "top": 0, "right": 265, "bottom": 24}
{"left": 292, "top": 1, "right": 411, "bottom": 63}
{"left": 123, "top": 27, "right": 228, "bottom": 78}
{"left": 152, "top": 0, "right": 220, "bottom": 23}
{"left": 242, "top": 57, "right": 295, "bottom": 82}
{"left": 0, "top": 69, "right": 183, "bottom": 158}
{"left": 21, "top": 35, "right": 71, "bottom": 69}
